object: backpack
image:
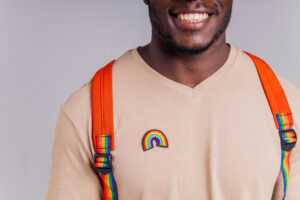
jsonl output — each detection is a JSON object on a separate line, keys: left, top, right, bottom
{"left": 91, "top": 52, "right": 297, "bottom": 200}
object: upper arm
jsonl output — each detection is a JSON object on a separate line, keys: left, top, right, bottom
{"left": 272, "top": 75, "right": 300, "bottom": 199}
{"left": 46, "top": 108, "right": 104, "bottom": 200}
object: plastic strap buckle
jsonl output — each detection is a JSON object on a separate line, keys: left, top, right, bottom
{"left": 279, "top": 129, "right": 297, "bottom": 151}
{"left": 94, "top": 153, "right": 112, "bottom": 174}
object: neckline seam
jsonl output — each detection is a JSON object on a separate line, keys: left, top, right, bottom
{"left": 130, "top": 46, "right": 239, "bottom": 97}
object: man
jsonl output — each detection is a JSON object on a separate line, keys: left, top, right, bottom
{"left": 47, "top": 0, "right": 300, "bottom": 199}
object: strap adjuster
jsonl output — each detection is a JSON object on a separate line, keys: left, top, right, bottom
{"left": 94, "top": 153, "right": 112, "bottom": 174}
{"left": 279, "top": 129, "right": 297, "bottom": 151}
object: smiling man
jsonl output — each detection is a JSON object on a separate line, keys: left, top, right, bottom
{"left": 47, "top": 0, "right": 300, "bottom": 200}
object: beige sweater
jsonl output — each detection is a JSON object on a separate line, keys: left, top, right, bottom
{"left": 47, "top": 45, "right": 300, "bottom": 200}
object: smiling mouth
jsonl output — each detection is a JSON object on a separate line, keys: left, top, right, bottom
{"left": 177, "top": 13, "right": 209, "bottom": 23}
{"left": 170, "top": 7, "right": 214, "bottom": 31}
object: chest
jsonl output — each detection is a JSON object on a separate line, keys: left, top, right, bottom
{"left": 111, "top": 91, "right": 282, "bottom": 199}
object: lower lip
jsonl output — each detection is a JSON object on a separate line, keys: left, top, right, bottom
{"left": 172, "top": 15, "right": 211, "bottom": 31}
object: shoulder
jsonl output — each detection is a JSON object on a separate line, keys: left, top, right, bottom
{"left": 60, "top": 81, "right": 92, "bottom": 134}
{"left": 62, "top": 81, "right": 92, "bottom": 110}
{"left": 236, "top": 47, "right": 300, "bottom": 112}
{"left": 276, "top": 74, "right": 300, "bottom": 115}
{"left": 57, "top": 48, "right": 135, "bottom": 133}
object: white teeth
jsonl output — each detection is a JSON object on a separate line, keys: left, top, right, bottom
{"left": 178, "top": 13, "right": 209, "bottom": 23}
{"left": 184, "top": 14, "right": 189, "bottom": 21}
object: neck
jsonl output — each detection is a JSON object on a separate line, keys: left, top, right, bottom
{"left": 138, "top": 34, "right": 230, "bottom": 88}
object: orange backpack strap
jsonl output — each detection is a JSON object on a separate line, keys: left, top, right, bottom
{"left": 245, "top": 52, "right": 297, "bottom": 200}
{"left": 92, "top": 60, "right": 117, "bottom": 200}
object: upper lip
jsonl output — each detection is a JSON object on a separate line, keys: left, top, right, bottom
{"left": 170, "top": 7, "right": 214, "bottom": 16}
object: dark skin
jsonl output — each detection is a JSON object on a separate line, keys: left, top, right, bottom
{"left": 138, "top": 0, "right": 233, "bottom": 88}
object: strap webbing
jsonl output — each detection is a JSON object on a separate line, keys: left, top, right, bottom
{"left": 91, "top": 55, "right": 297, "bottom": 200}
{"left": 92, "top": 60, "right": 117, "bottom": 200}
{"left": 92, "top": 60, "right": 115, "bottom": 150}
{"left": 96, "top": 135, "right": 117, "bottom": 200}
{"left": 245, "top": 52, "right": 293, "bottom": 129}
{"left": 246, "top": 52, "right": 297, "bottom": 200}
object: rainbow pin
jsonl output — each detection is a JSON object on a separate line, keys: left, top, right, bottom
{"left": 142, "top": 129, "right": 169, "bottom": 151}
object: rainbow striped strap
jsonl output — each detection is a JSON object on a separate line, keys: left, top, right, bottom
{"left": 281, "top": 149, "right": 292, "bottom": 200}
{"left": 94, "top": 135, "right": 118, "bottom": 200}
{"left": 101, "top": 171, "right": 117, "bottom": 200}
{"left": 94, "top": 135, "right": 112, "bottom": 174}
{"left": 277, "top": 113, "right": 294, "bottom": 131}
{"left": 276, "top": 113, "right": 297, "bottom": 200}
{"left": 277, "top": 113, "right": 297, "bottom": 152}
{"left": 242, "top": 52, "right": 297, "bottom": 200}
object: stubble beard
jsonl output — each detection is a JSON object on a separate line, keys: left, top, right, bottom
{"left": 148, "top": 4, "right": 232, "bottom": 56}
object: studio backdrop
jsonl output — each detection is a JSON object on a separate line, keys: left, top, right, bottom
{"left": 0, "top": 0, "right": 299, "bottom": 199}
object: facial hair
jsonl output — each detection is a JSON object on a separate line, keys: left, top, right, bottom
{"left": 148, "top": 3, "right": 232, "bottom": 55}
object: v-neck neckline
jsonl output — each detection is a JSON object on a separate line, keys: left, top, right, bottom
{"left": 130, "top": 45, "right": 238, "bottom": 97}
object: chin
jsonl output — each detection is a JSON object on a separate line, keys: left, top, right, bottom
{"left": 169, "top": 39, "right": 214, "bottom": 55}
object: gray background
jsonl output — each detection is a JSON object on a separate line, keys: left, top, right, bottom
{"left": 0, "top": 0, "right": 299, "bottom": 199}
